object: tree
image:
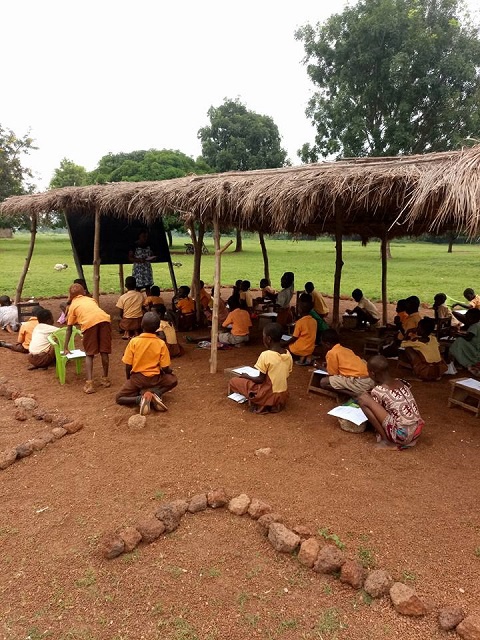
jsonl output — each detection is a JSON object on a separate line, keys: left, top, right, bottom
{"left": 296, "top": 0, "right": 480, "bottom": 160}
{"left": 198, "top": 98, "right": 289, "bottom": 251}
{"left": 50, "top": 158, "right": 88, "bottom": 189}
{"left": 0, "top": 125, "right": 36, "bottom": 228}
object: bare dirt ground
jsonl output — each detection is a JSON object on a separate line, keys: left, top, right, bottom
{"left": 1, "top": 292, "right": 479, "bottom": 640}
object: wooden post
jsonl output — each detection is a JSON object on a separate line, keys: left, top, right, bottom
{"left": 332, "top": 208, "right": 344, "bottom": 328}
{"left": 190, "top": 221, "right": 205, "bottom": 324}
{"left": 259, "top": 231, "right": 270, "bottom": 282}
{"left": 167, "top": 258, "right": 178, "bottom": 294}
{"left": 14, "top": 213, "right": 37, "bottom": 305}
{"left": 93, "top": 210, "right": 101, "bottom": 303}
{"left": 119, "top": 264, "right": 124, "bottom": 294}
{"left": 210, "top": 219, "right": 233, "bottom": 374}
{"left": 381, "top": 232, "right": 388, "bottom": 325}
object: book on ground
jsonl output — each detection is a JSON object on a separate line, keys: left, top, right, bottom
{"left": 228, "top": 392, "right": 248, "bottom": 403}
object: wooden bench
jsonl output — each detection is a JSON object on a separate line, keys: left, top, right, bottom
{"left": 307, "top": 369, "right": 341, "bottom": 402}
{"left": 448, "top": 378, "right": 480, "bottom": 418}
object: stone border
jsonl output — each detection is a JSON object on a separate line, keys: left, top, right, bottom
{"left": 101, "top": 488, "right": 478, "bottom": 638}
{"left": 0, "top": 378, "right": 83, "bottom": 470}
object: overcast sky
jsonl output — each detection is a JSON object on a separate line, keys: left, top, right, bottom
{"left": 3, "top": 0, "right": 351, "bottom": 189}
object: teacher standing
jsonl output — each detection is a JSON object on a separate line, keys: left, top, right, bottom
{"left": 128, "top": 229, "right": 155, "bottom": 295}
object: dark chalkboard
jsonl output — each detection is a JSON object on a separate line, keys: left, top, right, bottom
{"left": 65, "top": 213, "right": 171, "bottom": 265}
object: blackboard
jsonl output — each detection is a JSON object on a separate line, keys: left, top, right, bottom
{"left": 65, "top": 213, "right": 171, "bottom": 265}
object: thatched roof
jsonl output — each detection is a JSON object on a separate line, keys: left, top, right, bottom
{"left": 2, "top": 145, "right": 480, "bottom": 239}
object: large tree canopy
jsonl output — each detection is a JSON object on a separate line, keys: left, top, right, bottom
{"left": 0, "top": 125, "right": 36, "bottom": 202}
{"left": 198, "top": 98, "right": 289, "bottom": 172}
{"left": 50, "top": 158, "right": 88, "bottom": 189}
{"left": 296, "top": 0, "right": 480, "bottom": 159}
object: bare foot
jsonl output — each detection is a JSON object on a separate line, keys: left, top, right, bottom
{"left": 374, "top": 439, "right": 399, "bottom": 450}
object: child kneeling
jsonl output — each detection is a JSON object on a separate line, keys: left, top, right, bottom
{"left": 116, "top": 312, "right": 178, "bottom": 415}
{"left": 229, "top": 322, "right": 293, "bottom": 414}
{"left": 358, "top": 355, "right": 424, "bottom": 449}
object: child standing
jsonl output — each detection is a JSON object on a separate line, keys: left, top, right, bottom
{"left": 346, "top": 289, "right": 379, "bottom": 329}
{"left": 64, "top": 283, "right": 112, "bottom": 394}
{"left": 288, "top": 298, "right": 317, "bottom": 365}
{"left": 219, "top": 299, "right": 252, "bottom": 346}
{"left": 116, "top": 312, "right": 178, "bottom": 415}
{"left": 28, "top": 308, "right": 57, "bottom": 370}
{"left": 401, "top": 317, "right": 447, "bottom": 380}
{"left": 0, "top": 296, "right": 19, "bottom": 332}
{"left": 229, "top": 322, "right": 293, "bottom": 414}
{"left": 320, "top": 329, "right": 374, "bottom": 396}
{"left": 358, "top": 355, "right": 424, "bottom": 449}
{"left": 304, "top": 282, "right": 328, "bottom": 318}
{"left": 116, "top": 276, "right": 145, "bottom": 339}
{"left": 0, "top": 305, "right": 41, "bottom": 353}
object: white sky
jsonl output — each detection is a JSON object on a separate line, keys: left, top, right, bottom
{"left": 3, "top": 0, "right": 349, "bottom": 189}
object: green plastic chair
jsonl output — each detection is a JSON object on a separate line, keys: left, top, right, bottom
{"left": 47, "top": 327, "right": 85, "bottom": 384}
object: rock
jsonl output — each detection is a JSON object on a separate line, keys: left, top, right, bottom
{"left": 128, "top": 414, "right": 147, "bottom": 429}
{"left": 248, "top": 498, "right": 272, "bottom": 519}
{"left": 136, "top": 517, "right": 165, "bottom": 543}
{"left": 43, "top": 413, "right": 54, "bottom": 424}
{"left": 14, "top": 409, "right": 28, "bottom": 421}
{"left": 257, "top": 512, "right": 284, "bottom": 535}
{"left": 438, "top": 607, "right": 465, "bottom": 631}
{"left": 63, "top": 420, "right": 84, "bottom": 434}
{"left": 255, "top": 447, "right": 272, "bottom": 456}
{"left": 292, "top": 524, "right": 315, "bottom": 540}
{"left": 16, "top": 442, "right": 34, "bottom": 458}
{"left": 0, "top": 448, "right": 18, "bottom": 469}
{"left": 389, "top": 582, "right": 427, "bottom": 616}
{"left": 340, "top": 559, "right": 366, "bottom": 589}
{"left": 28, "top": 432, "right": 54, "bottom": 451}
{"left": 6, "top": 386, "right": 21, "bottom": 400}
{"left": 0, "top": 376, "right": 8, "bottom": 384}
{"left": 456, "top": 615, "right": 480, "bottom": 640}
{"left": 101, "top": 533, "right": 125, "bottom": 559}
{"left": 38, "top": 431, "right": 55, "bottom": 445}
{"left": 297, "top": 537, "right": 320, "bottom": 568}
{"left": 170, "top": 499, "right": 189, "bottom": 517}
{"left": 207, "top": 488, "right": 229, "bottom": 508}
{"left": 0, "top": 384, "right": 8, "bottom": 397}
{"left": 33, "top": 409, "right": 46, "bottom": 420}
{"left": 52, "top": 414, "right": 71, "bottom": 428}
{"left": 313, "top": 545, "right": 346, "bottom": 574}
{"left": 51, "top": 427, "right": 68, "bottom": 439}
{"left": 268, "top": 523, "right": 301, "bottom": 553}
{"left": 119, "top": 527, "right": 142, "bottom": 552}
{"left": 364, "top": 569, "right": 394, "bottom": 598}
{"left": 155, "top": 504, "right": 182, "bottom": 532}
{"left": 14, "top": 396, "right": 38, "bottom": 411}
{"left": 188, "top": 493, "right": 208, "bottom": 513}
{"left": 228, "top": 494, "right": 251, "bottom": 516}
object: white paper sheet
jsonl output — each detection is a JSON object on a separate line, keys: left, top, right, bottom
{"left": 228, "top": 392, "right": 248, "bottom": 403}
{"left": 328, "top": 405, "right": 368, "bottom": 425}
{"left": 314, "top": 368, "right": 328, "bottom": 375}
{"left": 457, "top": 378, "right": 480, "bottom": 392}
{"left": 61, "top": 349, "right": 86, "bottom": 359}
{"left": 455, "top": 309, "right": 467, "bottom": 315}
{"left": 232, "top": 366, "right": 261, "bottom": 377}
{"left": 281, "top": 334, "right": 292, "bottom": 341}
{"left": 259, "top": 312, "right": 277, "bottom": 318}
{"left": 343, "top": 312, "right": 357, "bottom": 317}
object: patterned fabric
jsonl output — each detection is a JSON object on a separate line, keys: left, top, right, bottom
{"left": 132, "top": 246, "right": 154, "bottom": 289}
{"left": 371, "top": 381, "right": 423, "bottom": 443}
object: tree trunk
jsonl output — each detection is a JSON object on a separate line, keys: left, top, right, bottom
{"left": 380, "top": 240, "right": 393, "bottom": 259}
{"left": 258, "top": 232, "right": 270, "bottom": 281}
{"left": 166, "top": 228, "right": 173, "bottom": 248}
{"left": 234, "top": 228, "right": 243, "bottom": 252}
{"left": 210, "top": 216, "right": 221, "bottom": 374}
{"left": 190, "top": 222, "right": 205, "bottom": 324}
{"left": 14, "top": 213, "right": 37, "bottom": 305}
{"left": 447, "top": 232, "right": 455, "bottom": 253}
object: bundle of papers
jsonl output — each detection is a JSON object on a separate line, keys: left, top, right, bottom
{"left": 457, "top": 378, "right": 480, "bottom": 392}
{"left": 327, "top": 405, "right": 368, "bottom": 426}
{"left": 228, "top": 392, "right": 248, "bottom": 403}
{"left": 61, "top": 349, "right": 86, "bottom": 359}
{"left": 232, "top": 366, "right": 260, "bottom": 377}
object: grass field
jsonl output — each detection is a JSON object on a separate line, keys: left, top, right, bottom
{"left": 1, "top": 232, "right": 479, "bottom": 303}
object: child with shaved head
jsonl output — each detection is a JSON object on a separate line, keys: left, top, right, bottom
{"left": 357, "top": 355, "right": 424, "bottom": 450}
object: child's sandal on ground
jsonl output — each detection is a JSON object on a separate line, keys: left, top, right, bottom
{"left": 100, "top": 376, "right": 111, "bottom": 388}
{"left": 83, "top": 380, "right": 95, "bottom": 394}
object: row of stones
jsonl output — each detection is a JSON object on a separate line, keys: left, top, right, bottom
{"left": 0, "top": 381, "right": 84, "bottom": 471}
{"left": 101, "top": 488, "right": 479, "bottom": 639}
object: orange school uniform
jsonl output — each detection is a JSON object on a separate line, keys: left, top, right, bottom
{"left": 18, "top": 317, "right": 38, "bottom": 349}
{"left": 223, "top": 309, "right": 252, "bottom": 336}
{"left": 289, "top": 315, "right": 317, "bottom": 356}
{"left": 326, "top": 343, "right": 368, "bottom": 377}
{"left": 199, "top": 288, "right": 211, "bottom": 309}
{"left": 143, "top": 295, "right": 164, "bottom": 308}
{"left": 122, "top": 333, "right": 171, "bottom": 376}
{"left": 67, "top": 295, "right": 110, "bottom": 331}
{"left": 177, "top": 297, "right": 195, "bottom": 314}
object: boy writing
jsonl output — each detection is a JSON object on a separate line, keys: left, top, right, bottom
{"left": 116, "top": 276, "right": 145, "bottom": 339}
{"left": 116, "top": 312, "right": 178, "bottom": 415}
{"left": 288, "top": 298, "right": 317, "bottom": 365}
{"left": 357, "top": 355, "right": 424, "bottom": 449}
{"left": 319, "top": 329, "right": 374, "bottom": 396}
{"left": 229, "top": 322, "right": 293, "bottom": 414}
{"left": 346, "top": 289, "right": 379, "bottom": 329}
{"left": 28, "top": 308, "right": 57, "bottom": 370}
{"left": 64, "top": 283, "right": 112, "bottom": 394}
{"left": 219, "top": 299, "right": 252, "bottom": 346}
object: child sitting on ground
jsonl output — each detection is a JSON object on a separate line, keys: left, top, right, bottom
{"left": 240, "top": 280, "right": 254, "bottom": 311}
{"left": 156, "top": 304, "right": 184, "bottom": 358}
{"left": 0, "top": 296, "right": 19, "bottom": 332}
{"left": 346, "top": 289, "right": 379, "bottom": 329}
{"left": 116, "top": 276, "right": 145, "bottom": 339}
{"left": 357, "top": 355, "right": 424, "bottom": 450}
{"left": 143, "top": 285, "right": 164, "bottom": 312}
{"left": 209, "top": 287, "right": 229, "bottom": 325}
{"left": 400, "top": 317, "right": 447, "bottom": 380}
{"left": 219, "top": 299, "right": 252, "bottom": 346}
{"left": 116, "top": 312, "right": 178, "bottom": 415}
{"left": 229, "top": 322, "right": 293, "bottom": 414}
{"left": 28, "top": 308, "right": 57, "bottom": 370}
{"left": 173, "top": 285, "right": 196, "bottom": 331}
{"left": 0, "top": 305, "right": 41, "bottom": 353}
{"left": 453, "top": 287, "right": 480, "bottom": 310}
{"left": 198, "top": 280, "right": 212, "bottom": 322}
{"left": 64, "top": 283, "right": 112, "bottom": 394}
{"left": 288, "top": 297, "right": 317, "bottom": 365}
{"left": 260, "top": 278, "right": 277, "bottom": 302}
{"left": 319, "top": 329, "right": 374, "bottom": 396}
{"left": 304, "top": 282, "right": 328, "bottom": 318}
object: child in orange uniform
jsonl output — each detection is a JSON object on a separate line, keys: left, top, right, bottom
{"left": 320, "top": 329, "right": 374, "bottom": 396}
{"left": 64, "top": 283, "right": 112, "bottom": 394}
{"left": 0, "top": 305, "right": 41, "bottom": 353}
{"left": 28, "top": 308, "right": 57, "bottom": 370}
{"left": 116, "top": 312, "right": 178, "bottom": 415}
{"left": 116, "top": 276, "right": 145, "bottom": 339}
{"left": 219, "top": 299, "right": 252, "bottom": 346}
{"left": 229, "top": 322, "right": 293, "bottom": 414}
{"left": 288, "top": 298, "right": 317, "bottom": 365}
{"left": 156, "top": 304, "right": 184, "bottom": 358}
{"left": 143, "top": 285, "right": 164, "bottom": 312}
{"left": 400, "top": 316, "right": 447, "bottom": 380}
{"left": 174, "top": 285, "right": 196, "bottom": 331}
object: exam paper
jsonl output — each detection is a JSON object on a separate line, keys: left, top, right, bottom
{"left": 328, "top": 405, "right": 368, "bottom": 425}
{"left": 457, "top": 378, "right": 480, "bottom": 392}
{"left": 232, "top": 366, "right": 260, "bottom": 377}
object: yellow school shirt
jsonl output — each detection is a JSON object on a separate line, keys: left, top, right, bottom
{"left": 312, "top": 289, "right": 329, "bottom": 316}
{"left": 116, "top": 290, "right": 144, "bottom": 319}
{"left": 18, "top": 317, "right": 38, "bottom": 349}
{"left": 122, "top": 333, "right": 171, "bottom": 376}
{"left": 401, "top": 335, "right": 442, "bottom": 363}
{"left": 159, "top": 319, "right": 177, "bottom": 345}
{"left": 67, "top": 295, "right": 110, "bottom": 331}
{"left": 289, "top": 315, "right": 317, "bottom": 356}
{"left": 223, "top": 309, "right": 252, "bottom": 336}
{"left": 255, "top": 350, "right": 293, "bottom": 393}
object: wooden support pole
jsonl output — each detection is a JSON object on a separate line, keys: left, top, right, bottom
{"left": 14, "top": 213, "right": 37, "bottom": 305}
{"left": 381, "top": 232, "right": 388, "bottom": 325}
{"left": 259, "top": 231, "right": 270, "bottom": 282}
{"left": 93, "top": 210, "right": 101, "bottom": 303}
{"left": 332, "top": 208, "right": 344, "bottom": 328}
{"left": 119, "top": 264, "right": 124, "bottom": 294}
{"left": 167, "top": 258, "right": 178, "bottom": 294}
{"left": 210, "top": 219, "right": 233, "bottom": 374}
{"left": 190, "top": 221, "right": 205, "bottom": 324}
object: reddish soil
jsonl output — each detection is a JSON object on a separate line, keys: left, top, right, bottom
{"left": 1, "top": 292, "right": 480, "bottom": 640}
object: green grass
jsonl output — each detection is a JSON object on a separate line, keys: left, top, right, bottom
{"left": 1, "top": 232, "right": 480, "bottom": 302}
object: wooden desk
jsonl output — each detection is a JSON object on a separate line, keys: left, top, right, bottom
{"left": 307, "top": 370, "right": 341, "bottom": 402}
{"left": 448, "top": 378, "right": 480, "bottom": 418}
